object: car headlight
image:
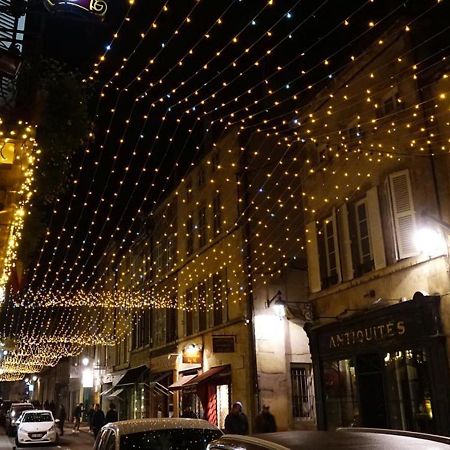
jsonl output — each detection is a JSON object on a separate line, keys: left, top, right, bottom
{"left": 48, "top": 425, "right": 56, "bottom": 432}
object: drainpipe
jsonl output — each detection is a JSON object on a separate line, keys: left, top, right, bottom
{"left": 237, "top": 136, "right": 259, "bottom": 431}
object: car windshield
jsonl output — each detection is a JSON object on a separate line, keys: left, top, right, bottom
{"left": 120, "top": 428, "right": 222, "bottom": 450}
{"left": 22, "top": 412, "right": 52, "bottom": 423}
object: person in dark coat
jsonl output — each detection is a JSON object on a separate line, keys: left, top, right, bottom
{"left": 43, "top": 400, "right": 49, "bottom": 411}
{"left": 58, "top": 404, "right": 66, "bottom": 435}
{"left": 254, "top": 405, "right": 277, "bottom": 433}
{"left": 87, "top": 404, "right": 95, "bottom": 431}
{"left": 181, "top": 406, "right": 197, "bottom": 418}
{"left": 224, "top": 402, "right": 248, "bottom": 435}
{"left": 49, "top": 401, "right": 56, "bottom": 416}
{"left": 72, "top": 403, "right": 83, "bottom": 432}
{"left": 91, "top": 404, "right": 105, "bottom": 438}
{"left": 105, "top": 403, "right": 118, "bottom": 423}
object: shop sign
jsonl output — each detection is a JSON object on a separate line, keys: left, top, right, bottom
{"left": 44, "top": 0, "right": 108, "bottom": 19}
{"left": 213, "top": 336, "right": 235, "bottom": 353}
{"left": 328, "top": 320, "right": 406, "bottom": 350}
{"left": 182, "top": 344, "right": 202, "bottom": 364}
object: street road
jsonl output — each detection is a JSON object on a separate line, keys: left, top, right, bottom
{"left": 0, "top": 427, "right": 94, "bottom": 450}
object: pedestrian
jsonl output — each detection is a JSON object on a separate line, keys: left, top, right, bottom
{"left": 87, "top": 404, "right": 95, "bottom": 431}
{"left": 224, "top": 401, "right": 248, "bottom": 435}
{"left": 105, "top": 403, "right": 118, "bottom": 423}
{"left": 254, "top": 405, "right": 277, "bottom": 433}
{"left": 49, "top": 400, "right": 56, "bottom": 415}
{"left": 58, "top": 404, "right": 66, "bottom": 436}
{"left": 181, "top": 405, "right": 197, "bottom": 418}
{"left": 43, "top": 400, "right": 49, "bottom": 411}
{"left": 72, "top": 402, "right": 83, "bottom": 433}
{"left": 91, "top": 404, "right": 105, "bottom": 439}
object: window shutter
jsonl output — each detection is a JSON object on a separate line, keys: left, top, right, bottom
{"left": 306, "top": 221, "right": 321, "bottom": 293}
{"left": 332, "top": 208, "right": 342, "bottom": 283}
{"left": 366, "top": 186, "right": 386, "bottom": 270}
{"left": 338, "top": 204, "right": 353, "bottom": 281}
{"left": 388, "top": 170, "right": 417, "bottom": 259}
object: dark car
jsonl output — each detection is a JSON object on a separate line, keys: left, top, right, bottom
{"left": 94, "top": 418, "right": 222, "bottom": 450}
{"left": 207, "top": 428, "right": 450, "bottom": 450}
{"left": 0, "top": 400, "right": 12, "bottom": 425}
{"left": 5, "top": 402, "right": 35, "bottom": 436}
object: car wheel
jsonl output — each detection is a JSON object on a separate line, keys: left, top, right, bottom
{"left": 15, "top": 437, "right": 23, "bottom": 447}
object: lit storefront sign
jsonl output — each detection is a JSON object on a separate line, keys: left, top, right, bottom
{"left": 182, "top": 344, "right": 202, "bottom": 364}
{"left": 44, "top": 0, "right": 108, "bottom": 19}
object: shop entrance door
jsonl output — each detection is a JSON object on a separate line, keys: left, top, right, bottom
{"left": 356, "top": 353, "right": 387, "bottom": 428}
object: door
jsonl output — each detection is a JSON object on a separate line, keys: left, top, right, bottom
{"left": 356, "top": 353, "right": 387, "bottom": 428}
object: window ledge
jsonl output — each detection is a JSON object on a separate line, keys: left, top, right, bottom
{"left": 310, "top": 253, "right": 447, "bottom": 301}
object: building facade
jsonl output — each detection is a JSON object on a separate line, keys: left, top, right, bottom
{"left": 299, "top": 26, "right": 450, "bottom": 435}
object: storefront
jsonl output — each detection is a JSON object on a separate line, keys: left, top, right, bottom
{"left": 307, "top": 294, "right": 450, "bottom": 436}
{"left": 169, "top": 365, "right": 231, "bottom": 428}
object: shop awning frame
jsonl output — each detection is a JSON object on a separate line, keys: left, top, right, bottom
{"left": 106, "top": 388, "right": 124, "bottom": 400}
{"left": 168, "top": 374, "right": 197, "bottom": 391}
{"left": 99, "top": 387, "right": 114, "bottom": 397}
{"left": 116, "top": 365, "right": 148, "bottom": 387}
{"left": 183, "top": 365, "right": 231, "bottom": 388}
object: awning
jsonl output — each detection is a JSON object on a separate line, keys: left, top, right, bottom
{"left": 168, "top": 374, "right": 197, "bottom": 391}
{"left": 183, "top": 365, "right": 230, "bottom": 388}
{"left": 107, "top": 388, "right": 124, "bottom": 399}
{"left": 100, "top": 387, "right": 114, "bottom": 397}
{"left": 116, "top": 365, "right": 148, "bottom": 386}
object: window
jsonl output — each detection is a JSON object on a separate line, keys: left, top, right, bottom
{"left": 377, "top": 88, "right": 401, "bottom": 118}
{"left": 152, "top": 308, "right": 167, "bottom": 347}
{"left": 355, "top": 199, "right": 373, "bottom": 272}
{"left": 291, "top": 364, "right": 314, "bottom": 419}
{"left": 166, "top": 297, "right": 178, "bottom": 344}
{"left": 185, "top": 289, "right": 194, "bottom": 336}
{"left": 198, "top": 282, "right": 207, "bottom": 332}
{"left": 198, "top": 205, "right": 207, "bottom": 248}
{"left": 324, "top": 218, "right": 337, "bottom": 280}
{"left": 186, "top": 217, "right": 194, "bottom": 256}
{"left": 198, "top": 165, "right": 206, "bottom": 188}
{"left": 317, "top": 212, "right": 341, "bottom": 288}
{"left": 212, "top": 273, "right": 224, "bottom": 326}
{"left": 213, "top": 192, "right": 222, "bottom": 236}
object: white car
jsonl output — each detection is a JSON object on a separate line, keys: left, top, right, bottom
{"left": 15, "top": 410, "right": 59, "bottom": 447}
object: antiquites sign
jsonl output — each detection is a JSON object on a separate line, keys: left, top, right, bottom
{"left": 44, "top": 0, "right": 108, "bottom": 19}
{"left": 328, "top": 320, "right": 406, "bottom": 349}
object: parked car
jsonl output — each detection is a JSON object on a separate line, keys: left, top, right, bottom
{"left": 15, "top": 410, "right": 59, "bottom": 447}
{"left": 94, "top": 418, "right": 223, "bottom": 450}
{"left": 5, "top": 402, "right": 34, "bottom": 436}
{"left": 207, "top": 429, "right": 450, "bottom": 450}
{"left": 0, "top": 400, "right": 12, "bottom": 425}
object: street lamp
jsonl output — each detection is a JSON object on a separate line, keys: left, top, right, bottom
{"left": 266, "top": 290, "right": 314, "bottom": 321}
{"left": 82, "top": 357, "right": 89, "bottom": 367}
{"left": 32, "top": 375, "right": 37, "bottom": 382}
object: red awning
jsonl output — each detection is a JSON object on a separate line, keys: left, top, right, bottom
{"left": 183, "top": 365, "right": 230, "bottom": 388}
{"left": 168, "top": 374, "right": 197, "bottom": 391}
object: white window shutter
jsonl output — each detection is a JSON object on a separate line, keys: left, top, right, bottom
{"left": 332, "top": 208, "right": 342, "bottom": 283}
{"left": 389, "top": 170, "right": 417, "bottom": 259}
{"left": 338, "top": 204, "right": 353, "bottom": 281}
{"left": 366, "top": 186, "right": 387, "bottom": 270}
{"left": 306, "top": 221, "right": 321, "bottom": 293}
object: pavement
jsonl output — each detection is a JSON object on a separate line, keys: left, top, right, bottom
{"left": 0, "top": 424, "right": 94, "bottom": 450}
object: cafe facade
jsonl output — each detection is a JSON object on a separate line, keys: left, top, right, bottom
{"left": 307, "top": 293, "right": 450, "bottom": 436}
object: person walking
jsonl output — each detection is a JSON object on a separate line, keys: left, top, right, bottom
{"left": 105, "top": 403, "right": 118, "bottom": 423}
{"left": 91, "top": 404, "right": 105, "bottom": 439}
{"left": 224, "top": 402, "right": 248, "bottom": 435}
{"left": 254, "top": 405, "right": 277, "bottom": 433}
{"left": 72, "top": 402, "right": 83, "bottom": 433}
{"left": 58, "top": 404, "right": 66, "bottom": 436}
{"left": 87, "top": 404, "right": 95, "bottom": 431}
{"left": 43, "top": 400, "right": 49, "bottom": 411}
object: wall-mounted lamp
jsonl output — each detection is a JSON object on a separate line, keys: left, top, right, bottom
{"left": 32, "top": 375, "right": 38, "bottom": 382}
{"left": 266, "top": 291, "right": 314, "bottom": 321}
{"left": 82, "top": 357, "right": 89, "bottom": 367}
